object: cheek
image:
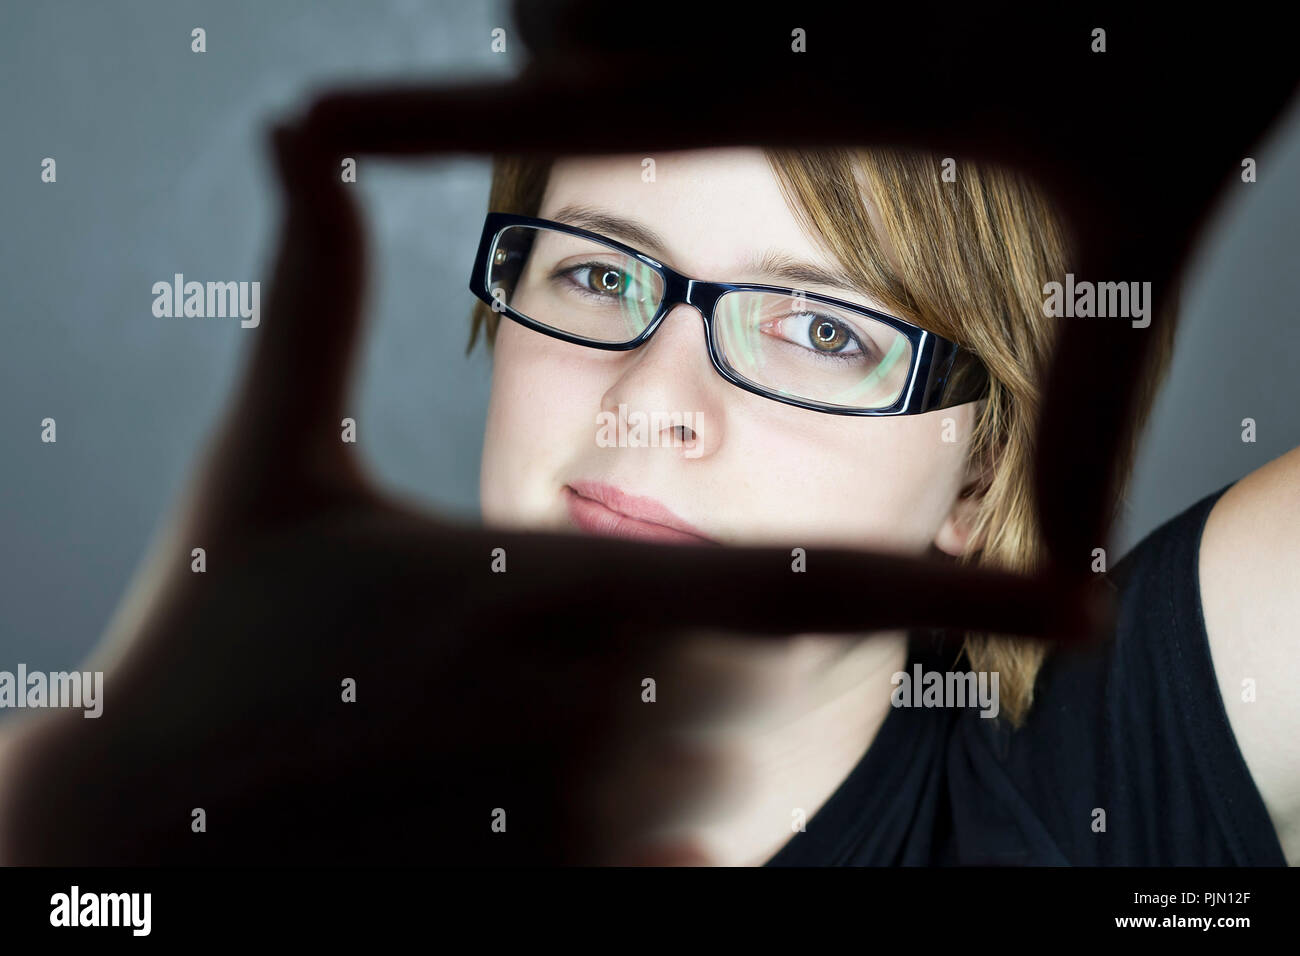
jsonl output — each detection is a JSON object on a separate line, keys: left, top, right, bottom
{"left": 727, "top": 411, "right": 970, "bottom": 552}
{"left": 480, "top": 324, "right": 604, "bottom": 522}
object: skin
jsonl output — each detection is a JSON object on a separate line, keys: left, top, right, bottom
{"left": 479, "top": 149, "right": 987, "bottom": 864}
{"left": 482, "top": 148, "right": 982, "bottom": 555}
{"left": 1199, "top": 444, "right": 1300, "bottom": 864}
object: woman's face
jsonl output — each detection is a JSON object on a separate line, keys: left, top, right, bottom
{"left": 480, "top": 148, "right": 979, "bottom": 555}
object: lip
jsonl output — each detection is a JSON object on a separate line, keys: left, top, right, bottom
{"left": 564, "top": 480, "right": 716, "bottom": 545}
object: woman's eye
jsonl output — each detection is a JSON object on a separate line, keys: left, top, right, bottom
{"left": 807, "top": 316, "right": 855, "bottom": 352}
{"left": 769, "top": 313, "right": 865, "bottom": 356}
{"left": 570, "top": 263, "right": 632, "bottom": 298}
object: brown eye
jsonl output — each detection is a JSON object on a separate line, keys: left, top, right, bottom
{"left": 586, "top": 267, "right": 627, "bottom": 295}
{"left": 810, "top": 318, "right": 849, "bottom": 352}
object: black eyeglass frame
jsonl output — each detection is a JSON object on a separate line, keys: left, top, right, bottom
{"left": 469, "top": 212, "right": 989, "bottom": 417}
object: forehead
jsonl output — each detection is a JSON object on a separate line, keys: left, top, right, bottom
{"left": 536, "top": 148, "right": 830, "bottom": 275}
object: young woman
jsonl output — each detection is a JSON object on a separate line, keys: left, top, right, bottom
{"left": 0, "top": 131, "right": 1290, "bottom": 871}
{"left": 467, "top": 146, "right": 1299, "bottom": 866}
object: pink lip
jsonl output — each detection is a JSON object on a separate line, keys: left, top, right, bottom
{"left": 564, "top": 481, "right": 716, "bottom": 545}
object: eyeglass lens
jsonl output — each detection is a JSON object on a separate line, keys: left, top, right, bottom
{"left": 488, "top": 224, "right": 913, "bottom": 410}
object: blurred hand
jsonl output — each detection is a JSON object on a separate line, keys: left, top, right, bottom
{"left": 0, "top": 114, "right": 1081, "bottom": 867}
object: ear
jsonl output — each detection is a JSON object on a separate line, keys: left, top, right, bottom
{"left": 934, "top": 446, "right": 994, "bottom": 559}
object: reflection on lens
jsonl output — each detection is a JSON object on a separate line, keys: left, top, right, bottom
{"left": 714, "top": 291, "right": 912, "bottom": 409}
{"left": 488, "top": 225, "right": 664, "bottom": 343}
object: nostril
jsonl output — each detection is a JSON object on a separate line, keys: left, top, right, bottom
{"left": 675, "top": 424, "right": 697, "bottom": 443}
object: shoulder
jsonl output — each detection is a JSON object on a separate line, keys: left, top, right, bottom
{"left": 1198, "top": 444, "right": 1300, "bottom": 864}
{"left": 963, "top": 481, "right": 1289, "bottom": 865}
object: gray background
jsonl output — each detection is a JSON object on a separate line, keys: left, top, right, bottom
{"left": 2, "top": 1, "right": 1297, "bottom": 672}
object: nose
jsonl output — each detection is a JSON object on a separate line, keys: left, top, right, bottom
{"left": 598, "top": 303, "right": 722, "bottom": 460}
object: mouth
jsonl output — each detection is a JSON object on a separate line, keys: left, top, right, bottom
{"left": 563, "top": 480, "right": 717, "bottom": 545}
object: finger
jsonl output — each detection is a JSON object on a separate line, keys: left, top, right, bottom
{"left": 470, "top": 524, "right": 1112, "bottom": 648}
{"left": 292, "top": 36, "right": 1045, "bottom": 161}
{"left": 222, "top": 118, "right": 368, "bottom": 487}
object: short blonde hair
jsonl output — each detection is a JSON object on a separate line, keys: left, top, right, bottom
{"left": 468, "top": 149, "right": 1179, "bottom": 727}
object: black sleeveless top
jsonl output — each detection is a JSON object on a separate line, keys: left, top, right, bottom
{"left": 765, "top": 482, "right": 1288, "bottom": 866}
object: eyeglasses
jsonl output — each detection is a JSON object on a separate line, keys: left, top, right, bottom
{"left": 468, "top": 212, "right": 989, "bottom": 416}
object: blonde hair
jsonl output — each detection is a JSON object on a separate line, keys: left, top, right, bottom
{"left": 468, "top": 149, "right": 1178, "bottom": 727}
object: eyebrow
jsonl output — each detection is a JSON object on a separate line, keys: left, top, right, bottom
{"left": 549, "top": 204, "right": 883, "bottom": 305}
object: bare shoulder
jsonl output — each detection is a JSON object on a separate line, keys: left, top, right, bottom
{"left": 1199, "top": 443, "right": 1300, "bottom": 864}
